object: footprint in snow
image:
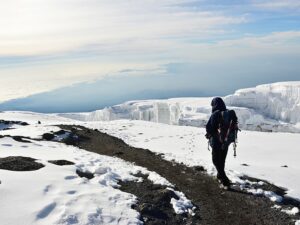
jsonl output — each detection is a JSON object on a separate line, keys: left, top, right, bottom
{"left": 241, "top": 163, "right": 250, "bottom": 167}
{"left": 65, "top": 175, "right": 77, "bottom": 180}
{"left": 34, "top": 144, "right": 43, "bottom": 147}
{"left": 21, "top": 145, "right": 28, "bottom": 148}
{"left": 36, "top": 202, "right": 57, "bottom": 219}
{"left": 43, "top": 185, "right": 52, "bottom": 194}
{"left": 67, "top": 190, "right": 77, "bottom": 195}
{"left": 1, "top": 144, "right": 12, "bottom": 147}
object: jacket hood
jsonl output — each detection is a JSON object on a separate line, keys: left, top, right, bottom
{"left": 211, "top": 97, "right": 226, "bottom": 113}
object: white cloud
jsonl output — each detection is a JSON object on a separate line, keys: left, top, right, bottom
{"left": 0, "top": 60, "right": 165, "bottom": 102}
{"left": 0, "top": 0, "right": 249, "bottom": 102}
{"left": 252, "top": 0, "right": 300, "bottom": 10}
{"left": 0, "top": 0, "right": 246, "bottom": 56}
{"left": 150, "top": 31, "right": 300, "bottom": 63}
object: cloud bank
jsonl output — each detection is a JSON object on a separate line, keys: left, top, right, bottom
{"left": 0, "top": 0, "right": 299, "bottom": 103}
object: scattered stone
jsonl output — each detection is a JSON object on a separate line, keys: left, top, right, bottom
{"left": 241, "top": 163, "right": 250, "bottom": 166}
{"left": 42, "top": 133, "right": 55, "bottom": 140}
{"left": 281, "top": 165, "right": 288, "bottom": 168}
{"left": 0, "top": 156, "right": 44, "bottom": 171}
{"left": 193, "top": 166, "right": 205, "bottom": 172}
{"left": 12, "top": 136, "right": 32, "bottom": 143}
{"left": 76, "top": 169, "right": 94, "bottom": 179}
{"left": 0, "top": 120, "right": 29, "bottom": 126}
{"left": 48, "top": 160, "right": 75, "bottom": 166}
{"left": 54, "top": 130, "right": 66, "bottom": 135}
{"left": 114, "top": 151, "right": 124, "bottom": 156}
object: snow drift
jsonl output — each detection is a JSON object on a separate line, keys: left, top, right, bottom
{"left": 59, "top": 82, "right": 300, "bottom": 133}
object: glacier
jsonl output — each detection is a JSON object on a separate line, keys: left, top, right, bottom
{"left": 59, "top": 82, "right": 300, "bottom": 133}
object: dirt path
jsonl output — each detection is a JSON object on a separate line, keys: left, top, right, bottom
{"left": 60, "top": 125, "right": 298, "bottom": 225}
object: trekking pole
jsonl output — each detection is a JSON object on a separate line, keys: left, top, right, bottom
{"left": 207, "top": 140, "right": 210, "bottom": 151}
{"left": 233, "top": 142, "right": 237, "bottom": 158}
{"left": 233, "top": 129, "right": 238, "bottom": 158}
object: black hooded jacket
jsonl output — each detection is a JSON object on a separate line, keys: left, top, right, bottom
{"left": 206, "top": 97, "right": 227, "bottom": 139}
{"left": 211, "top": 97, "right": 226, "bottom": 113}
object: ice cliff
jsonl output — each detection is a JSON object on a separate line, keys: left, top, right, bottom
{"left": 225, "top": 82, "right": 300, "bottom": 124}
{"left": 59, "top": 82, "right": 300, "bottom": 133}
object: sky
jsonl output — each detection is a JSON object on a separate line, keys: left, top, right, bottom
{"left": 0, "top": 0, "right": 300, "bottom": 112}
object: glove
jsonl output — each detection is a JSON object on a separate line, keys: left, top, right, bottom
{"left": 205, "top": 133, "right": 211, "bottom": 139}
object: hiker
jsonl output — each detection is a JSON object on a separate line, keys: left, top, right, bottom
{"left": 205, "top": 97, "right": 238, "bottom": 188}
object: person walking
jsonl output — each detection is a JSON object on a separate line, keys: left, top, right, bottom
{"left": 205, "top": 97, "right": 238, "bottom": 188}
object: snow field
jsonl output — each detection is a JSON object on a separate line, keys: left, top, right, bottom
{"left": 0, "top": 111, "right": 75, "bottom": 124}
{"left": 0, "top": 124, "right": 194, "bottom": 225}
{"left": 1, "top": 83, "right": 300, "bottom": 225}
{"left": 0, "top": 137, "right": 140, "bottom": 225}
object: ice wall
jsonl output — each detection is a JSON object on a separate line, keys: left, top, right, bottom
{"left": 89, "top": 99, "right": 209, "bottom": 125}
{"left": 225, "top": 82, "right": 300, "bottom": 124}
{"left": 59, "top": 83, "right": 300, "bottom": 133}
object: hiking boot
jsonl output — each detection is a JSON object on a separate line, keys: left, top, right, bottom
{"left": 222, "top": 179, "right": 231, "bottom": 187}
{"left": 216, "top": 174, "right": 222, "bottom": 183}
{"left": 223, "top": 176, "right": 232, "bottom": 185}
{"left": 216, "top": 174, "right": 231, "bottom": 185}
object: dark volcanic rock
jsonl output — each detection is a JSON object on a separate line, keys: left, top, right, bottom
{"left": 0, "top": 120, "right": 29, "bottom": 127}
{"left": 54, "top": 130, "right": 66, "bottom": 135}
{"left": 119, "top": 175, "right": 196, "bottom": 225}
{"left": 42, "top": 133, "right": 55, "bottom": 140}
{"left": 0, "top": 156, "right": 44, "bottom": 171}
{"left": 76, "top": 169, "right": 94, "bottom": 179}
{"left": 48, "top": 160, "right": 75, "bottom": 166}
{"left": 12, "top": 136, "right": 32, "bottom": 143}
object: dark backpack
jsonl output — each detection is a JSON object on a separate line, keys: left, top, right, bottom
{"left": 217, "top": 110, "right": 238, "bottom": 145}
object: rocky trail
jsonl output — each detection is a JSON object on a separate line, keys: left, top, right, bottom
{"left": 57, "top": 125, "right": 300, "bottom": 225}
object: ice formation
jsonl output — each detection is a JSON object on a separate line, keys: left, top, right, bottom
{"left": 225, "top": 82, "right": 300, "bottom": 131}
{"left": 59, "top": 82, "right": 300, "bottom": 133}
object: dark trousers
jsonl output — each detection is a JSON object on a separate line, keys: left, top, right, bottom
{"left": 212, "top": 144, "right": 229, "bottom": 182}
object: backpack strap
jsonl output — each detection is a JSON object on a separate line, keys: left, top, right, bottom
{"left": 224, "top": 119, "right": 233, "bottom": 142}
{"left": 219, "top": 110, "right": 234, "bottom": 143}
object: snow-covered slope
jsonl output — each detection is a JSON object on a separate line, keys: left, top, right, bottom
{"left": 0, "top": 111, "right": 300, "bottom": 224}
{"left": 0, "top": 114, "right": 194, "bottom": 225}
{"left": 59, "top": 82, "right": 300, "bottom": 133}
